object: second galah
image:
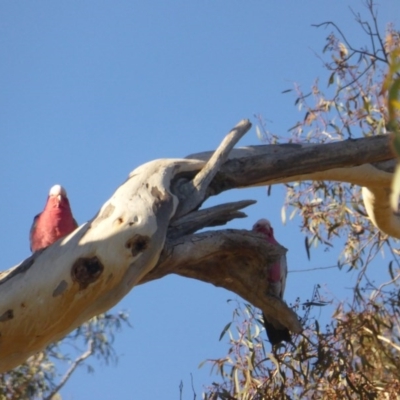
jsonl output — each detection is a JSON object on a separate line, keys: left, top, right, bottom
{"left": 252, "top": 218, "right": 291, "bottom": 345}
{"left": 30, "top": 184, "right": 78, "bottom": 252}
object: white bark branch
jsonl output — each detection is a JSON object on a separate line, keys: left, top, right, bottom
{"left": 188, "top": 136, "right": 398, "bottom": 237}
{"left": 175, "top": 119, "right": 252, "bottom": 217}
{"left": 0, "top": 121, "right": 396, "bottom": 372}
{"left": 0, "top": 158, "right": 204, "bottom": 372}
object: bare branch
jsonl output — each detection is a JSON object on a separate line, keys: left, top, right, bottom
{"left": 289, "top": 265, "right": 339, "bottom": 273}
{"left": 169, "top": 199, "right": 256, "bottom": 239}
{"left": 44, "top": 340, "right": 94, "bottom": 400}
{"left": 312, "top": 21, "right": 387, "bottom": 63}
{"left": 188, "top": 135, "right": 394, "bottom": 191}
{"left": 333, "top": 61, "right": 375, "bottom": 101}
{"left": 141, "top": 229, "right": 302, "bottom": 333}
{"left": 175, "top": 119, "right": 252, "bottom": 217}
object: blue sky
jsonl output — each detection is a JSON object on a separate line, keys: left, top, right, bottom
{"left": 1, "top": 1, "right": 398, "bottom": 399}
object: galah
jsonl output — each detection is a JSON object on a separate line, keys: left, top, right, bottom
{"left": 30, "top": 185, "right": 78, "bottom": 252}
{"left": 252, "top": 218, "right": 291, "bottom": 345}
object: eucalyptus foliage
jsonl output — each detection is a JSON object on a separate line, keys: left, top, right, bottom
{"left": 203, "top": 2, "right": 400, "bottom": 399}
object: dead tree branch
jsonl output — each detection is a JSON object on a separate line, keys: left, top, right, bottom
{"left": 0, "top": 120, "right": 396, "bottom": 372}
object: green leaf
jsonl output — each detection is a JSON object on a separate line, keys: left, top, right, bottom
{"left": 198, "top": 359, "right": 208, "bottom": 369}
{"left": 219, "top": 322, "right": 232, "bottom": 341}
{"left": 289, "top": 208, "right": 297, "bottom": 220}
{"left": 376, "top": 118, "right": 385, "bottom": 135}
{"left": 281, "top": 206, "right": 287, "bottom": 225}
{"left": 255, "top": 125, "right": 263, "bottom": 141}
{"left": 328, "top": 72, "right": 335, "bottom": 87}
{"left": 388, "top": 260, "right": 395, "bottom": 280}
{"left": 362, "top": 96, "right": 371, "bottom": 114}
{"left": 305, "top": 236, "right": 311, "bottom": 260}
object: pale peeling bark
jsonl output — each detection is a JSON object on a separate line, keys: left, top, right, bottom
{"left": 0, "top": 158, "right": 205, "bottom": 371}
{"left": 187, "top": 137, "right": 398, "bottom": 237}
{"left": 142, "top": 230, "right": 300, "bottom": 331}
{"left": 0, "top": 120, "right": 397, "bottom": 372}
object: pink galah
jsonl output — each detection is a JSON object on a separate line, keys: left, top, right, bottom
{"left": 30, "top": 185, "right": 78, "bottom": 252}
{"left": 252, "top": 218, "right": 291, "bottom": 345}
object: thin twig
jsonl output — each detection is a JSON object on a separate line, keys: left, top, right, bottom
{"left": 333, "top": 62, "right": 375, "bottom": 101}
{"left": 179, "top": 380, "right": 184, "bottom": 400}
{"left": 386, "top": 240, "right": 400, "bottom": 269}
{"left": 289, "top": 265, "right": 338, "bottom": 273}
{"left": 361, "top": 0, "right": 388, "bottom": 62}
{"left": 190, "top": 373, "right": 197, "bottom": 400}
{"left": 44, "top": 340, "right": 94, "bottom": 400}
{"left": 373, "top": 271, "right": 400, "bottom": 299}
{"left": 312, "top": 21, "right": 387, "bottom": 63}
